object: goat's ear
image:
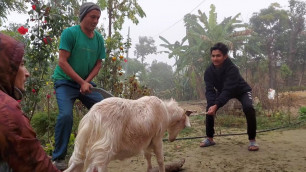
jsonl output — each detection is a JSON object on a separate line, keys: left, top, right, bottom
{"left": 185, "top": 110, "right": 195, "bottom": 116}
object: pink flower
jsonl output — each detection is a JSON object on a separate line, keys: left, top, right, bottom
{"left": 32, "top": 89, "right": 36, "bottom": 93}
{"left": 53, "top": 91, "right": 56, "bottom": 94}
{"left": 47, "top": 94, "right": 51, "bottom": 99}
{"left": 32, "top": 5, "right": 36, "bottom": 11}
{"left": 17, "top": 26, "right": 28, "bottom": 35}
{"left": 17, "top": 100, "right": 22, "bottom": 103}
{"left": 124, "top": 59, "right": 128, "bottom": 63}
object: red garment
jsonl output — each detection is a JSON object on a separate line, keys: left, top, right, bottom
{"left": 0, "top": 33, "right": 60, "bottom": 172}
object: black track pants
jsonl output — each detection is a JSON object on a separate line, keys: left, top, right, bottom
{"left": 205, "top": 91, "right": 257, "bottom": 140}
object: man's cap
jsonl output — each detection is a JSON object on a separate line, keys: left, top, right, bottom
{"left": 79, "top": 2, "right": 101, "bottom": 22}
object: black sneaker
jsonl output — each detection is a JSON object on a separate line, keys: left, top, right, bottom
{"left": 52, "top": 159, "right": 67, "bottom": 171}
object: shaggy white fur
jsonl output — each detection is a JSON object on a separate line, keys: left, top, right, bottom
{"left": 64, "top": 96, "right": 191, "bottom": 172}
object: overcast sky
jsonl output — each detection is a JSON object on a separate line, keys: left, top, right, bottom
{"left": 6, "top": 0, "right": 290, "bottom": 66}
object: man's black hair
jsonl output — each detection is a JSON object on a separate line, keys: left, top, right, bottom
{"left": 210, "top": 42, "right": 229, "bottom": 55}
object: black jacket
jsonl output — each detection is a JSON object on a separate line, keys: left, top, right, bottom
{"left": 204, "top": 58, "right": 251, "bottom": 109}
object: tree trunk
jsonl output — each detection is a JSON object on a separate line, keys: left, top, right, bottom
{"left": 288, "top": 31, "right": 297, "bottom": 70}
{"left": 288, "top": 30, "right": 299, "bottom": 86}
{"left": 107, "top": 0, "right": 113, "bottom": 56}
{"left": 195, "top": 70, "right": 205, "bottom": 100}
{"left": 267, "top": 42, "right": 275, "bottom": 89}
{"left": 299, "top": 62, "right": 305, "bottom": 86}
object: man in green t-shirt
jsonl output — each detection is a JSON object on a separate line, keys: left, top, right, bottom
{"left": 51, "top": 2, "right": 106, "bottom": 170}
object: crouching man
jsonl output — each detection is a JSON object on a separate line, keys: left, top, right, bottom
{"left": 201, "top": 42, "right": 259, "bottom": 151}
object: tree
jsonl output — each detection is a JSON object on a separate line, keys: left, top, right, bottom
{"left": 148, "top": 60, "right": 174, "bottom": 91}
{"left": 124, "top": 58, "right": 146, "bottom": 77}
{"left": 134, "top": 36, "right": 157, "bottom": 64}
{"left": 296, "top": 31, "right": 306, "bottom": 86}
{"left": 2, "top": 0, "right": 80, "bottom": 119}
{"left": 287, "top": 0, "right": 306, "bottom": 84}
{"left": 250, "top": 3, "right": 290, "bottom": 89}
{"left": 159, "top": 36, "right": 186, "bottom": 68}
{"left": 147, "top": 60, "right": 175, "bottom": 99}
{"left": 96, "top": 0, "right": 146, "bottom": 95}
{"left": 98, "top": 0, "right": 146, "bottom": 41}
{"left": 162, "top": 4, "right": 249, "bottom": 100}
{"left": 184, "top": 5, "right": 250, "bottom": 100}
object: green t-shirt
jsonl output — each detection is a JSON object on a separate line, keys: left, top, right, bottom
{"left": 52, "top": 25, "right": 106, "bottom": 81}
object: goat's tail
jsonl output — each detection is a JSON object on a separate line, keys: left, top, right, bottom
{"left": 68, "top": 113, "right": 93, "bottom": 170}
{"left": 81, "top": 107, "right": 117, "bottom": 170}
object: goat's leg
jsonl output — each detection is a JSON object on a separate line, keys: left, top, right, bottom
{"left": 86, "top": 165, "right": 108, "bottom": 172}
{"left": 144, "top": 150, "right": 152, "bottom": 172}
{"left": 86, "top": 166, "right": 95, "bottom": 172}
{"left": 85, "top": 157, "right": 110, "bottom": 172}
{"left": 96, "top": 165, "right": 108, "bottom": 172}
{"left": 153, "top": 140, "right": 165, "bottom": 172}
{"left": 94, "top": 160, "right": 109, "bottom": 172}
{"left": 64, "top": 162, "right": 83, "bottom": 172}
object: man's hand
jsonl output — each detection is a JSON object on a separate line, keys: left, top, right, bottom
{"left": 80, "top": 82, "right": 92, "bottom": 94}
{"left": 206, "top": 105, "right": 218, "bottom": 115}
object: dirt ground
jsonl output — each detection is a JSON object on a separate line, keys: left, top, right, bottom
{"left": 106, "top": 91, "right": 306, "bottom": 172}
{"left": 107, "top": 126, "right": 306, "bottom": 172}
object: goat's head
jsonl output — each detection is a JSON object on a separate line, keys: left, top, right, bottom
{"left": 167, "top": 110, "right": 192, "bottom": 142}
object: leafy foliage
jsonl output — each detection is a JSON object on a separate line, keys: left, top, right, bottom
{"left": 249, "top": 3, "right": 290, "bottom": 88}
{"left": 299, "top": 106, "right": 306, "bottom": 120}
{"left": 121, "top": 75, "right": 151, "bottom": 99}
{"left": 96, "top": 0, "right": 147, "bottom": 99}
{"left": 0, "top": 0, "right": 26, "bottom": 25}
{"left": 160, "top": 4, "right": 249, "bottom": 100}
{"left": 30, "top": 111, "right": 57, "bottom": 143}
{"left": 20, "top": 0, "right": 78, "bottom": 119}
{"left": 98, "top": 0, "right": 146, "bottom": 31}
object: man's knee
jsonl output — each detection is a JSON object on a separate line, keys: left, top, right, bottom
{"left": 81, "top": 93, "right": 102, "bottom": 109}
{"left": 58, "top": 112, "right": 73, "bottom": 123}
{"left": 243, "top": 105, "right": 255, "bottom": 114}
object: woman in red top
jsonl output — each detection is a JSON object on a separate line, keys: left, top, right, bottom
{"left": 0, "top": 33, "right": 60, "bottom": 172}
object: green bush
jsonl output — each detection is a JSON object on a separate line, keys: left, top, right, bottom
{"left": 44, "top": 133, "right": 75, "bottom": 157}
{"left": 31, "top": 111, "right": 58, "bottom": 142}
{"left": 254, "top": 102, "right": 265, "bottom": 116}
{"left": 44, "top": 136, "right": 55, "bottom": 156}
{"left": 299, "top": 106, "right": 306, "bottom": 120}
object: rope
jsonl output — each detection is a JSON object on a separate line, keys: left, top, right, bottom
{"left": 163, "top": 120, "right": 306, "bottom": 142}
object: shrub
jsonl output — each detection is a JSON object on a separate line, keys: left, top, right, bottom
{"left": 31, "top": 111, "right": 58, "bottom": 143}
{"left": 299, "top": 106, "right": 306, "bottom": 120}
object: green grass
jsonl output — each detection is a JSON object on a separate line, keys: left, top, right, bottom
{"left": 169, "top": 109, "right": 305, "bottom": 141}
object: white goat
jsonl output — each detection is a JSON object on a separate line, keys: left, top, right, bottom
{"left": 64, "top": 96, "right": 191, "bottom": 172}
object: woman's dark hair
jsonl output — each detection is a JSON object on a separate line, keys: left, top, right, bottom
{"left": 210, "top": 42, "right": 229, "bottom": 55}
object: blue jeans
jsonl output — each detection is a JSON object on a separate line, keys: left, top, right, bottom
{"left": 0, "top": 161, "right": 12, "bottom": 172}
{"left": 52, "top": 80, "right": 103, "bottom": 161}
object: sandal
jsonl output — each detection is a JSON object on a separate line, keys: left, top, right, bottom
{"left": 248, "top": 141, "right": 259, "bottom": 151}
{"left": 200, "top": 138, "right": 216, "bottom": 147}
